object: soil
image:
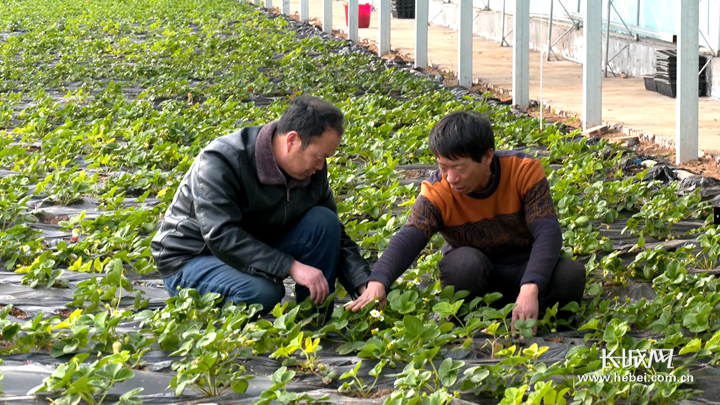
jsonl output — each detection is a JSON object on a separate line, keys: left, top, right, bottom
{"left": 399, "top": 169, "right": 426, "bottom": 180}
{"left": 0, "top": 305, "right": 28, "bottom": 319}
{"left": 525, "top": 104, "right": 582, "bottom": 129}
{"left": 57, "top": 308, "right": 74, "bottom": 318}
{"left": 370, "top": 388, "right": 395, "bottom": 399}
{"left": 40, "top": 214, "right": 69, "bottom": 225}
{"left": 633, "top": 141, "right": 720, "bottom": 181}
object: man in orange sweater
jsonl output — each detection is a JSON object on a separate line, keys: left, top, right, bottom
{"left": 348, "top": 111, "right": 585, "bottom": 336}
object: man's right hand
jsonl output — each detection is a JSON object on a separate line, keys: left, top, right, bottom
{"left": 345, "top": 281, "right": 386, "bottom": 312}
{"left": 288, "top": 261, "right": 329, "bottom": 305}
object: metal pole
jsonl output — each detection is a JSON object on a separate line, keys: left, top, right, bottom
{"left": 379, "top": 0, "right": 391, "bottom": 55}
{"left": 300, "top": 0, "right": 309, "bottom": 21}
{"left": 459, "top": 0, "right": 473, "bottom": 88}
{"left": 557, "top": 0, "right": 577, "bottom": 25}
{"left": 500, "top": 0, "right": 507, "bottom": 47}
{"left": 323, "top": 0, "right": 332, "bottom": 33}
{"left": 349, "top": 0, "right": 359, "bottom": 42}
{"left": 583, "top": 0, "right": 602, "bottom": 129}
{"left": 513, "top": 0, "right": 530, "bottom": 107}
{"left": 676, "top": 0, "right": 699, "bottom": 164}
{"left": 415, "top": 0, "right": 429, "bottom": 68}
{"left": 282, "top": 0, "right": 290, "bottom": 15}
{"left": 547, "top": 0, "right": 554, "bottom": 61}
{"left": 551, "top": 23, "right": 577, "bottom": 49}
{"left": 604, "top": 0, "right": 612, "bottom": 78}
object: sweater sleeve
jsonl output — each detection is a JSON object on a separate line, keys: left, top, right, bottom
{"left": 517, "top": 159, "right": 563, "bottom": 292}
{"left": 367, "top": 194, "right": 444, "bottom": 290}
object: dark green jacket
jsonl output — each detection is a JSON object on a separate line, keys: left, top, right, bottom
{"left": 150, "top": 121, "right": 371, "bottom": 294}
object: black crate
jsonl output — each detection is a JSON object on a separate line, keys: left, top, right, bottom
{"left": 644, "top": 75, "right": 657, "bottom": 92}
{"left": 655, "top": 79, "right": 676, "bottom": 98}
{"left": 655, "top": 79, "right": 706, "bottom": 98}
{"left": 654, "top": 66, "right": 677, "bottom": 75}
{"left": 391, "top": 0, "right": 414, "bottom": 18}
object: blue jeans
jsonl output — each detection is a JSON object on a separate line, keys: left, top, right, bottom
{"left": 163, "top": 206, "right": 341, "bottom": 315}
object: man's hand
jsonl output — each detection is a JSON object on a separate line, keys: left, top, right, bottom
{"left": 288, "top": 261, "right": 329, "bottom": 305}
{"left": 512, "top": 283, "right": 540, "bottom": 338}
{"left": 345, "top": 281, "right": 386, "bottom": 312}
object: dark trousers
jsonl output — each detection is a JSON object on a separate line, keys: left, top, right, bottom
{"left": 438, "top": 247, "right": 586, "bottom": 321}
{"left": 163, "top": 206, "right": 341, "bottom": 315}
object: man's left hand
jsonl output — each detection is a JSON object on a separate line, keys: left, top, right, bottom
{"left": 356, "top": 284, "right": 367, "bottom": 295}
{"left": 512, "top": 283, "right": 539, "bottom": 338}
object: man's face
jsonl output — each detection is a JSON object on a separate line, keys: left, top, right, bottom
{"left": 284, "top": 128, "right": 341, "bottom": 180}
{"left": 437, "top": 151, "right": 493, "bottom": 194}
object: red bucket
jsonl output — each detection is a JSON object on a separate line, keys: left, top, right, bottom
{"left": 345, "top": 3, "right": 372, "bottom": 29}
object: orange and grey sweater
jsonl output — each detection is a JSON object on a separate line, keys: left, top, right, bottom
{"left": 368, "top": 149, "right": 563, "bottom": 293}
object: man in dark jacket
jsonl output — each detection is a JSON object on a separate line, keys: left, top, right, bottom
{"left": 151, "top": 96, "right": 371, "bottom": 315}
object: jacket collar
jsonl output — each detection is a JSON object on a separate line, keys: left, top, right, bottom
{"left": 255, "top": 121, "right": 312, "bottom": 189}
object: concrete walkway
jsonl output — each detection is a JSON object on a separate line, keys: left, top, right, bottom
{"left": 285, "top": 0, "right": 720, "bottom": 162}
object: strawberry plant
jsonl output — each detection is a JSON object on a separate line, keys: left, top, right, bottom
{"left": 338, "top": 359, "right": 387, "bottom": 398}
{"left": 28, "top": 352, "right": 143, "bottom": 405}
{"left": 252, "top": 366, "right": 330, "bottom": 405}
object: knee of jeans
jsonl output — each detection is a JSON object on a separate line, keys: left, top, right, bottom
{"left": 252, "top": 283, "right": 286, "bottom": 314}
{"left": 439, "top": 247, "right": 490, "bottom": 279}
{"left": 163, "top": 274, "right": 180, "bottom": 296}
{"left": 304, "top": 206, "right": 341, "bottom": 242}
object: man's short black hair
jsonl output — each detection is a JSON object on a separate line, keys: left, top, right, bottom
{"left": 428, "top": 111, "right": 495, "bottom": 162}
{"left": 276, "top": 95, "right": 344, "bottom": 148}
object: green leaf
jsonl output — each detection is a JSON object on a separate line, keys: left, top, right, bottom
{"left": 559, "top": 301, "right": 580, "bottom": 313}
{"left": 556, "top": 388, "right": 571, "bottom": 405}
{"left": 272, "top": 366, "right": 295, "bottom": 385}
{"left": 197, "top": 331, "right": 217, "bottom": 348}
{"left": 65, "top": 375, "right": 91, "bottom": 395}
{"left": 575, "top": 216, "right": 590, "bottom": 226}
{"left": 114, "top": 367, "right": 135, "bottom": 382}
{"left": 679, "top": 338, "right": 702, "bottom": 355}
{"left": 119, "top": 387, "right": 144, "bottom": 404}
{"left": 433, "top": 300, "right": 463, "bottom": 318}
{"left": 369, "top": 359, "right": 386, "bottom": 377}
{"left": 438, "top": 358, "right": 464, "bottom": 387}
{"left": 340, "top": 361, "right": 362, "bottom": 380}
{"left": 175, "top": 380, "right": 190, "bottom": 397}
{"left": 578, "top": 318, "right": 600, "bottom": 331}
{"left": 232, "top": 379, "right": 249, "bottom": 394}
{"left": 403, "top": 315, "right": 424, "bottom": 338}
{"left": 337, "top": 342, "right": 357, "bottom": 355}
{"left": 390, "top": 290, "right": 418, "bottom": 314}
